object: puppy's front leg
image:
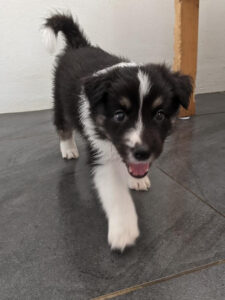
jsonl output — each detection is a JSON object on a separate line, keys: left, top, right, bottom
{"left": 128, "top": 173, "right": 151, "bottom": 191}
{"left": 93, "top": 161, "right": 139, "bottom": 251}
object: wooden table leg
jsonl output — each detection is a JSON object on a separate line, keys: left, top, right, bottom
{"left": 173, "top": 0, "right": 199, "bottom": 117}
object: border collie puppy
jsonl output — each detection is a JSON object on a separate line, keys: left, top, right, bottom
{"left": 42, "top": 13, "right": 192, "bottom": 251}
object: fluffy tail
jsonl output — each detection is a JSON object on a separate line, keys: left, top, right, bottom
{"left": 42, "top": 12, "right": 90, "bottom": 53}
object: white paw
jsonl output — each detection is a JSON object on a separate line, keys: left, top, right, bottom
{"left": 128, "top": 175, "right": 151, "bottom": 191}
{"left": 60, "top": 139, "right": 79, "bottom": 160}
{"left": 61, "top": 148, "right": 79, "bottom": 159}
{"left": 108, "top": 215, "right": 139, "bottom": 251}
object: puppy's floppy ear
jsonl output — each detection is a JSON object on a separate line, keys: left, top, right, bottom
{"left": 171, "top": 72, "right": 193, "bottom": 109}
{"left": 84, "top": 75, "right": 110, "bottom": 107}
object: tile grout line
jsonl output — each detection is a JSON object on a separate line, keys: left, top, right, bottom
{"left": 156, "top": 166, "right": 225, "bottom": 219}
{"left": 92, "top": 259, "right": 225, "bottom": 300}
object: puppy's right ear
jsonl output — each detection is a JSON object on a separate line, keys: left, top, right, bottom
{"left": 83, "top": 75, "right": 110, "bottom": 107}
{"left": 171, "top": 72, "right": 193, "bottom": 109}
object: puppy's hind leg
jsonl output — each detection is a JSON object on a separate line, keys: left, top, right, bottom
{"left": 58, "top": 129, "right": 79, "bottom": 160}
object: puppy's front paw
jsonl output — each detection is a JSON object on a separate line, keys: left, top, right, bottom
{"left": 62, "top": 148, "right": 79, "bottom": 159}
{"left": 108, "top": 216, "right": 139, "bottom": 251}
{"left": 60, "top": 140, "right": 79, "bottom": 160}
{"left": 128, "top": 175, "right": 151, "bottom": 191}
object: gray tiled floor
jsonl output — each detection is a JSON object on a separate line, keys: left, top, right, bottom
{"left": 0, "top": 92, "right": 225, "bottom": 300}
{"left": 157, "top": 111, "right": 225, "bottom": 215}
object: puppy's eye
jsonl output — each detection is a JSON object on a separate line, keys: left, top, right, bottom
{"left": 154, "top": 109, "right": 165, "bottom": 121}
{"left": 113, "top": 110, "right": 126, "bottom": 122}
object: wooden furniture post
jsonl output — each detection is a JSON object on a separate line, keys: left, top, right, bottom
{"left": 173, "top": 0, "right": 199, "bottom": 117}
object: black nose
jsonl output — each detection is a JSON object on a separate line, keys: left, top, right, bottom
{"left": 133, "top": 145, "right": 151, "bottom": 161}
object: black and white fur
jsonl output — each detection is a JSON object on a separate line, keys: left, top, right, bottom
{"left": 42, "top": 13, "right": 192, "bottom": 251}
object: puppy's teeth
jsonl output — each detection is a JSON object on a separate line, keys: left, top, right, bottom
{"left": 129, "top": 167, "right": 132, "bottom": 173}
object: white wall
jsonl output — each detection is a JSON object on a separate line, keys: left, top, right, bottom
{"left": 197, "top": 0, "right": 225, "bottom": 94}
{"left": 0, "top": 0, "right": 224, "bottom": 113}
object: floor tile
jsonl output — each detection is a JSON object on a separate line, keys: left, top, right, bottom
{"left": 196, "top": 92, "right": 225, "bottom": 115}
{"left": 0, "top": 110, "right": 86, "bottom": 174}
{"left": 119, "top": 262, "right": 225, "bottom": 300}
{"left": 157, "top": 112, "right": 225, "bottom": 215}
{"left": 0, "top": 110, "right": 52, "bottom": 139}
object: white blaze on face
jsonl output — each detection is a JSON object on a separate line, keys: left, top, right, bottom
{"left": 138, "top": 70, "right": 151, "bottom": 101}
{"left": 124, "top": 70, "right": 151, "bottom": 148}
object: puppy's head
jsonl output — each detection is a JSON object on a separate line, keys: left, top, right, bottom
{"left": 84, "top": 64, "right": 192, "bottom": 178}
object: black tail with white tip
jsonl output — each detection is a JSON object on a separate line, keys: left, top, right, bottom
{"left": 42, "top": 13, "right": 90, "bottom": 53}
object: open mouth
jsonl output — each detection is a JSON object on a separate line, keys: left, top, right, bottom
{"left": 126, "top": 162, "right": 151, "bottom": 178}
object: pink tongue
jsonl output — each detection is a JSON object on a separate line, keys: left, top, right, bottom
{"left": 128, "top": 163, "right": 150, "bottom": 176}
